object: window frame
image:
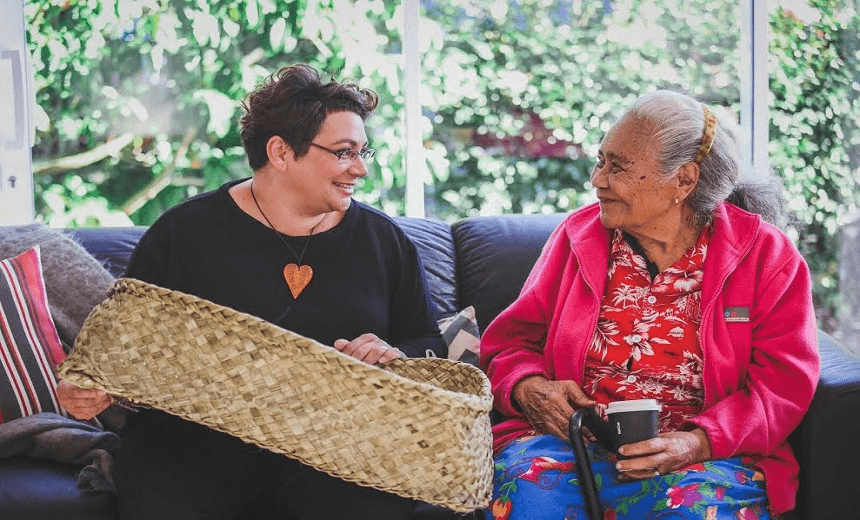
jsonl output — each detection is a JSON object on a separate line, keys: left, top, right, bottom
{"left": 741, "top": 0, "right": 770, "bottom": 181}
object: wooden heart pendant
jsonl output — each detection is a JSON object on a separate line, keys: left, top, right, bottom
{"left": 283, "top": 263, "right": 313, "bottom": 299}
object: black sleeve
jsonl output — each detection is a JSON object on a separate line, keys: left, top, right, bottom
{"left": 388, "top": 234, "right": 447, "bottom": 359}
{"left": 123, "top": 221, "right": 171, "bottom": 285}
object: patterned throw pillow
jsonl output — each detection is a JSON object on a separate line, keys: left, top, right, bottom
{"left": 0, "top": 247, "right": 67, "bottom": 424}
{"left": 437, "top": 306, "right": 481, "bottom": 367}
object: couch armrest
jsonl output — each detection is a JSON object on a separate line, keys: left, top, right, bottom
{"left": 789, "top": 330, "right": 860, "bottom": 520}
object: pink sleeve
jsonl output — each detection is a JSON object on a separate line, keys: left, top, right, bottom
{"left": 480, "top": 224, "right": 573, "bottom": 418}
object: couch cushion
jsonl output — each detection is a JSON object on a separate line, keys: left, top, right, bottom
{"left": 394, "top": 217, "right": 458, "bottom": 319}
{"left": 0, "top": 248, "right": 67, "bottom": 423}
{"left": 66, "top": 227, "right": 148, "bottom": 279}
{"left": 0, "top": 458, "right": 117, "bottom": 520}
{"left": 451, "top": 213, "right": 566, "bottom": 332}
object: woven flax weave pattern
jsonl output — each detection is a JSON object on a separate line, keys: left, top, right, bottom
{"left": 58, "top": 278, "right": 493, "bottom": 512}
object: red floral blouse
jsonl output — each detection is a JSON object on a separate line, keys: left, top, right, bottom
{"left": 582, "top": 227, "right": 712, "bottom": 432}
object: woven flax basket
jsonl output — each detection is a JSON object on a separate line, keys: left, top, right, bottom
{"left": 58, "top": 278, "right": 494, "bottom": 512}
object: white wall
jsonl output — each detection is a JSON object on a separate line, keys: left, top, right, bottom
{"left": 0, "top": 0, "right": 35, "bottom": 225}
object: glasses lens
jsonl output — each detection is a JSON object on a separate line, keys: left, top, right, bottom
{"left": 321, "top": 144, "right": 374, "bottom": 163}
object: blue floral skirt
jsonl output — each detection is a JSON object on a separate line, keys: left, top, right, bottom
{"left": 486, "top": 435, "right": 770, "bottom": 520}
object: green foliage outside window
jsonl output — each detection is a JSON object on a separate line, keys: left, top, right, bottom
{"left": 769, "top": 0, "right": 860, "bottom": 330}
{"left": 24, "top": 0, "right": 860, "bottom": 331}
{"left": 420, "top": 0, "right": 742, "bottom": 219}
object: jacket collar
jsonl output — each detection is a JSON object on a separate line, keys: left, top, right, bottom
{"left": 563, "top": 201, "right": 762, "bottom": 296}
{"left": 563, "top": 202, "right": 610, "bottom": 298}
{"left": 701, "top": 201, "right": 762, "bottom": 293}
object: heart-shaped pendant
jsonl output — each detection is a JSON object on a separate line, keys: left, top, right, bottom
{"left": 283, "top": 263, "right": 313, "bottom": 299}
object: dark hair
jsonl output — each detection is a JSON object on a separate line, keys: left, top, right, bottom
{"left": 240, "top": 64, "right": 379, "bottom": 171}
{"left": 616, "top": 90, "right": 788, "bottom": 228}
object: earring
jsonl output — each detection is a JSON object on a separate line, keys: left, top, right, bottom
{"left": 674, "top": 198, "right": 680, "bottom": 204}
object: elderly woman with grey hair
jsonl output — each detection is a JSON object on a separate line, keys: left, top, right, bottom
{"left": 481, "top": 90, "right": 819, "bottom": 520}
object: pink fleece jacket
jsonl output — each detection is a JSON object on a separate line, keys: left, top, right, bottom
{"left": 480, "top": 202, "right": 820, "bottom": 515}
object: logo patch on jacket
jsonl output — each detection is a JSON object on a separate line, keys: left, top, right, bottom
{"left": 723, "top": 306, "right": 750, "bottom": 323}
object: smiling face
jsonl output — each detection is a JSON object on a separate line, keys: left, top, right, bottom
{"left": 283, "top": 110, "right": 370, "bottom": 214}
{"left": 591, "top": 117, "right": 679, "bottom": 234}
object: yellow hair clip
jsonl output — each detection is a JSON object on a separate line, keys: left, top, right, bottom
{"left": 694, "top": 105, "right": 718, "bottom": 164}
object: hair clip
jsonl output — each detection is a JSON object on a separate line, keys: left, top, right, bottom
{"left": 694, "top": 105, "right": 718, "bottom": 164}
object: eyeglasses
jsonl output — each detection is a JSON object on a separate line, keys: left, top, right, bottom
{"left": 309, "top": 142, "right": 375, "bottom": 164}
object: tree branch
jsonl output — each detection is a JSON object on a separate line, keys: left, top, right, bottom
{"left": 121, "top": 129, "right": 197, "bottom": 216}
{"left": 33, "top": 133, "right": 136, "bottom": 176}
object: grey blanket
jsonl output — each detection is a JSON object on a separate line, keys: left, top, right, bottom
{"left": 1, "top": 223, "right": 122, "bottom": 493}
{"left": 0, "top": 413, "right": 121, "bottom": 493}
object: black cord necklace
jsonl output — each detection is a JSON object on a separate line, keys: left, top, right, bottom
{"left": 250, "top": 181, "right": 324, "bottom": 299}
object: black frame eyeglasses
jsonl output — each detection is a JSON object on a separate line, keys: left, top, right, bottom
{"left": 310, "top": 142, "right": 375, "bottom": 163}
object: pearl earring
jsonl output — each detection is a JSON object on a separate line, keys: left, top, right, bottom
{"left": 674, "top": 198, "right": 680, "bottom": 204}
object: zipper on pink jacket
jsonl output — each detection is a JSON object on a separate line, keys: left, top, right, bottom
{"left": 571, "top": 245, "right": 601, "bottom": 385}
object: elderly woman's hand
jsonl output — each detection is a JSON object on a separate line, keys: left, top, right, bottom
{"left": 512, "top": 375, "right": 597, "bottom": 439}
{"left": 57, "top": 380, "right": 112, "bottom": 420}
{"left": 333, "top": 333, "right": 405, "bottom": 365}
{"left": 614, "top": 428, "right": 712, "bottom": 479}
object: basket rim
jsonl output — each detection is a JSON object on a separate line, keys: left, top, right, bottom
{"left": 76, "top": 277, "right": 493, "bottom": 411}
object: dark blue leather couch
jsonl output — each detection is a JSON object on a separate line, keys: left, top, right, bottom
{"left": 1, "top": 213, "right": 858, "bottom": 519}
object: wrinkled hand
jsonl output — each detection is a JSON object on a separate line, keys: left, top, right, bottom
{"left": 615, "top": 428, "right": 712, "bottom": 479}
{"left": 512, "top": 375, "right": 596, "bottom": 439}
{"left": 57, "top": 380, "right": 112, "bottom": 420}
{"left": 333, "top": 333, "right": 405, "bottom": 365}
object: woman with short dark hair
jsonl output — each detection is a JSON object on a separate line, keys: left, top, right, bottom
{"left": 58, "top": 64, "right": 444, "bottom": 519}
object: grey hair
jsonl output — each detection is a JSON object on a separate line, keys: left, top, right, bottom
{"left": 615, "top": 90, "right": 787, "bottom": 228}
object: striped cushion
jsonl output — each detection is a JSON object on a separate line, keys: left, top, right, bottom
{"left": 438, "top": 306, "right": 480, "bottom": 367}
{"left": 0, "top": 246, "right": 66, "bottom": 423}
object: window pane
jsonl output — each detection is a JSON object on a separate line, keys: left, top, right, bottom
{"left": 768, "top": 1, "right": 860, "bottom": 341}
{"left": 26, "top": 0, "right": 406, "bottom": 225}
{"left": 421, "top": 0, "right": 742, "bottom": 219}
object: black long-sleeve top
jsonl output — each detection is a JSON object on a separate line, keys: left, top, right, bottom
{"left": 124, "top": 179, "right": 445, "bottom": 359}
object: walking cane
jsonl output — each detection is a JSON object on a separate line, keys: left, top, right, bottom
{"left": 568, "top": 409, "right": 614, "bottom": 520}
